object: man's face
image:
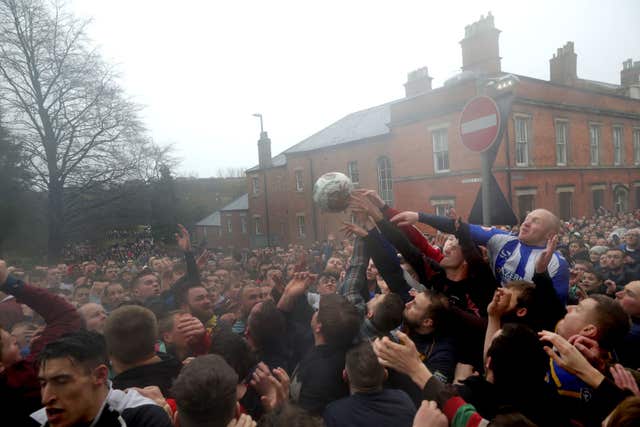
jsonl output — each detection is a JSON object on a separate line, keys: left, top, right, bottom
{"left": 317, "top": 275, "right": 337, "bottom": 295}
{"left": 606, "top": 250, "right": 625, "bottom": 270}
{"left": 556, "top": 298, "right": 597, "bottom": 340}
{"left": 248, "top": 257, "right": 258, "bottom": 269}
{"left": 366, "top": 260, "right": 378, "bottom": 281}
{"left": 104, "top": 268, "right": 118, "bottom": 281}
{"left": 325, "top": 257, "right": 344, "bottom": 275}
{"left": 569, "top": 242, "right": 581, "bottom": 255}
{"left": 214, "top": 269, "right": 230, "bottom": 286}
{"left": 589, "top": 251, "right": 602, "bottom": 263}
{"left": 73, "top": 288, "right": 90, "bottom": 306}
{"left": 286, "top": 264, "right": 296, "bottom": 279}
{"left": 39, "top": 358, "right": 104, "bottom": 427}
{"left": 83, "top": 262, "right": 97, "bottom": 276}
{"left": 241, "top": 287, "right": 267, "bottom": 315}
{"left": 79, "top": 304, "right": 107, "bottom": 334}
{"left": 625, "top": 232, "right": 639, "bottom": 247}
{"left": 439, "top": 237, "right": 465, "bottom": 269}
{"left": 47, "top": 269, "right": 62, "bottom": 285}
{"left": 518, "top": 209, "right": 555, "bottom": 246}
{"left": 616, "top": 281, "right": 640, "bottom": 318}
{"left": 104, "top": 284, "right": 125, "bottom": 306}
{"left": 403, "top": 292, "right": 431, "bottom": 330}
{"left": 0, "top": 328, "right": 21, "bottom": 366}
{"left": 581, "top": 272, "right": 602, "bottom": 293}
{"left": 187, "top": 287, "right": 213, "bottom": 321}
{"left": 163, "top": 314, "right": 190, "bottom": 350}
{"left": 205, "top": 275, "right": 221, "bottom": 291}
{"left": 133, "top": 274, "right": 160, "bottom": 300}
{"left": 366, "top": 293, "right": 385, "bottom": 317}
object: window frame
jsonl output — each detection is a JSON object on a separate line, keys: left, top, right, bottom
{"left": 514, "top": 115, "right": 531, "bottom": 167}
{"left": 589, "top": 123, "right": 601, "bottom": 166}
{"left": 226, "top": 215, "right": 233, "bottom": 233}
{"left": 633, "top": 128, "right": 640, "bottom": 166}
{"left": 347, "top": 161, "right": 360, "bottom": 184}
{"left": 613, "top": 125, "right": 624, "bottom": 166}
{"left": 376, "top": 156, "right": 394, "bottom": 205}
{"left": 554, "top": 119, "right": 568, "bottom": 166}
{"left": 296, "top": 214, "right": 306, "bottom": 238}
{"left": 294, "top": 170, "right": 304, "bottom": 192}
{"left": 431, "top": 127, "right": 450, "bottom": 173}
{"left": 240, "top": 215, "right": 247, "bottom": 234}
{"left": 253, "top": 216, "right": 263, "bottom": 235}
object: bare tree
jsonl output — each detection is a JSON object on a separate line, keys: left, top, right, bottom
{"left": 215, "top": 167, "right": 247, "bottom": 178}
{"left": 0, "top": 0, "right": 165, "bottom": 260}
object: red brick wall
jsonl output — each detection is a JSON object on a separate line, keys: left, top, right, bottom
{"left": 247, "top": 77, "right": 640, "bottom": 247}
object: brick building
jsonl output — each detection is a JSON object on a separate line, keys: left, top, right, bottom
{"left": 247, "top": 13, "right": 640, "bottom": 248}
{"left": 195, "top": 193, "right": 250, "bottom": 250}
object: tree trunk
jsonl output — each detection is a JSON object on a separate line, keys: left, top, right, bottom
{"left": 47, "top": 179, "right": 64, "bottom": 263}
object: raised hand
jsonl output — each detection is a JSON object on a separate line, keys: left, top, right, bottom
{"left": 250, "top": 363, "right": 290, "bottom": 412}
{"left": 175, "top": 223, "right": 192, "bottom": 252}
{"left": 390, "top": 211, "right": 419, "bottom": 227}
{"left": 227, "top": 414, "right": 256, "bottom": 427}
{"left": 176, "top": 314, "right": 205, "bottom": 344}
{"left": 487, "top": 288, "right": 512, "bottom": 319}
{"left": 350, "top": 193, "right": 383, "bottom": 222}
{"left": 283, "top": 272, "right": 316, "bottom": 298}
{"left": 413, "top": 401, "right": 448, "bottom": 427}
{"left": 433, "top": 233, "right": 448, "bottom": 249}
{"left": 196, "top": 249, "right": 209, "bottom": 270}
{"left": 340, "top": 221, "right": 368, "bottom": 238}
{"left": 535, "top": 234, "right": 558, "bottom": 274}
{"left": 610, "top": 364, "right": 640, "bottom": 396}
{"left": 373, "top": 331, "right": 422, "bottom": 377}
{"left": 353, "top": 188, "right": 386, "bottom": 209}
{"left": 539, "top": 331, "right": 604, "bottom": 387}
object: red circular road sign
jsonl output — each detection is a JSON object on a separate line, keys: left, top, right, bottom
{"left": 459, "top": 95, "right": 501, "bottom": 152}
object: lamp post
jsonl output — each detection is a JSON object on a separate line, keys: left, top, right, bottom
{"left": 252, "top": 113, "right": 271, "bottom": 247}
{"left": 476, "top": 74, "right": 519, "bottom": 225}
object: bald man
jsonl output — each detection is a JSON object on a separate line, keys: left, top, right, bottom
{"left": 391, "top": 208, "right": 569, "bottom": 304}
{"left": 78, "top": 303, "right": 108, "bottom": 334}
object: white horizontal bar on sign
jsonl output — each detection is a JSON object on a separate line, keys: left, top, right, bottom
{"left": 461, "top": 114, "right": 497, "bottom": 135}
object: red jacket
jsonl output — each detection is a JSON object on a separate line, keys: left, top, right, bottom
{"left": 0, "top": 277, "right": 82, "bottom": 423}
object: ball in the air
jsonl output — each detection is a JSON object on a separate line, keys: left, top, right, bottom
{"left": 313, "top": 172, "right": 354, "bottom": 213}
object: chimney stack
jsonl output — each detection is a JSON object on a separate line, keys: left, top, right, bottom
{"left": 404, "top": 67, "right": 433, "bottom": 97}
{"left": 549, "top": 42, "right": 577, "bottom": 86}
{"left": 621, "top": 58, "right": 640, "bottom": 86}
{"left": 258, "top": 131, "right": 272, "bottom": 169}
{"left": 460, "top": 12, "right": 501, "bottom": 74}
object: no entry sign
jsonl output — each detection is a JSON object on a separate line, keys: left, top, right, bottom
{"left": 459, "top": 96, "right": 501, "bottom": 152}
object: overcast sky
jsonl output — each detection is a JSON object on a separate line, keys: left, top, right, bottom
{"left": 71, "top": 0, "right": 640, "bottom": 178}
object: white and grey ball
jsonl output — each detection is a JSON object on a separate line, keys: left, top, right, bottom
{"left": 313, "top": 172, "right": 354, "bottom": 213}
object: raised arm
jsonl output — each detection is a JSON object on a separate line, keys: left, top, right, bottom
{"left": 364, "top": 229, "right": 413, "bottom": 304}
{"left": 0, "top": 260, "right": 82, "bottom": 362}
{"left": 337, "top": 225, "right": 370, "bottom": 316}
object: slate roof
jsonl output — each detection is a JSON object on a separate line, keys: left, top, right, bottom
{"left": 284, "top": 103, "right": 392, "bottom": 154}
{"left": 220, "top": 193, "right": 248, "bottom": 211}
{"left": 196, "top": 211, "right": 221, "bottom": 227}
{"left": 195, "top": 194, "right": 248, "bottom": 227}
{"left": 246, "top": 102, "right": 393, "bottom": 172}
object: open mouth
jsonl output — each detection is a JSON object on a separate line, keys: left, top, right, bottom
{"left": 46, "top": 408, "right": 64, "bottom": 420}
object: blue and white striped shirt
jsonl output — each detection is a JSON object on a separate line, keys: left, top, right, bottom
{"left": 468, "top": 225, "right": 569, "bottom": 304}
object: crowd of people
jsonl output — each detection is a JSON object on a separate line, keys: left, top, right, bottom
{"left": 1, "top": 188, "right": 640, "bottom": 427}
